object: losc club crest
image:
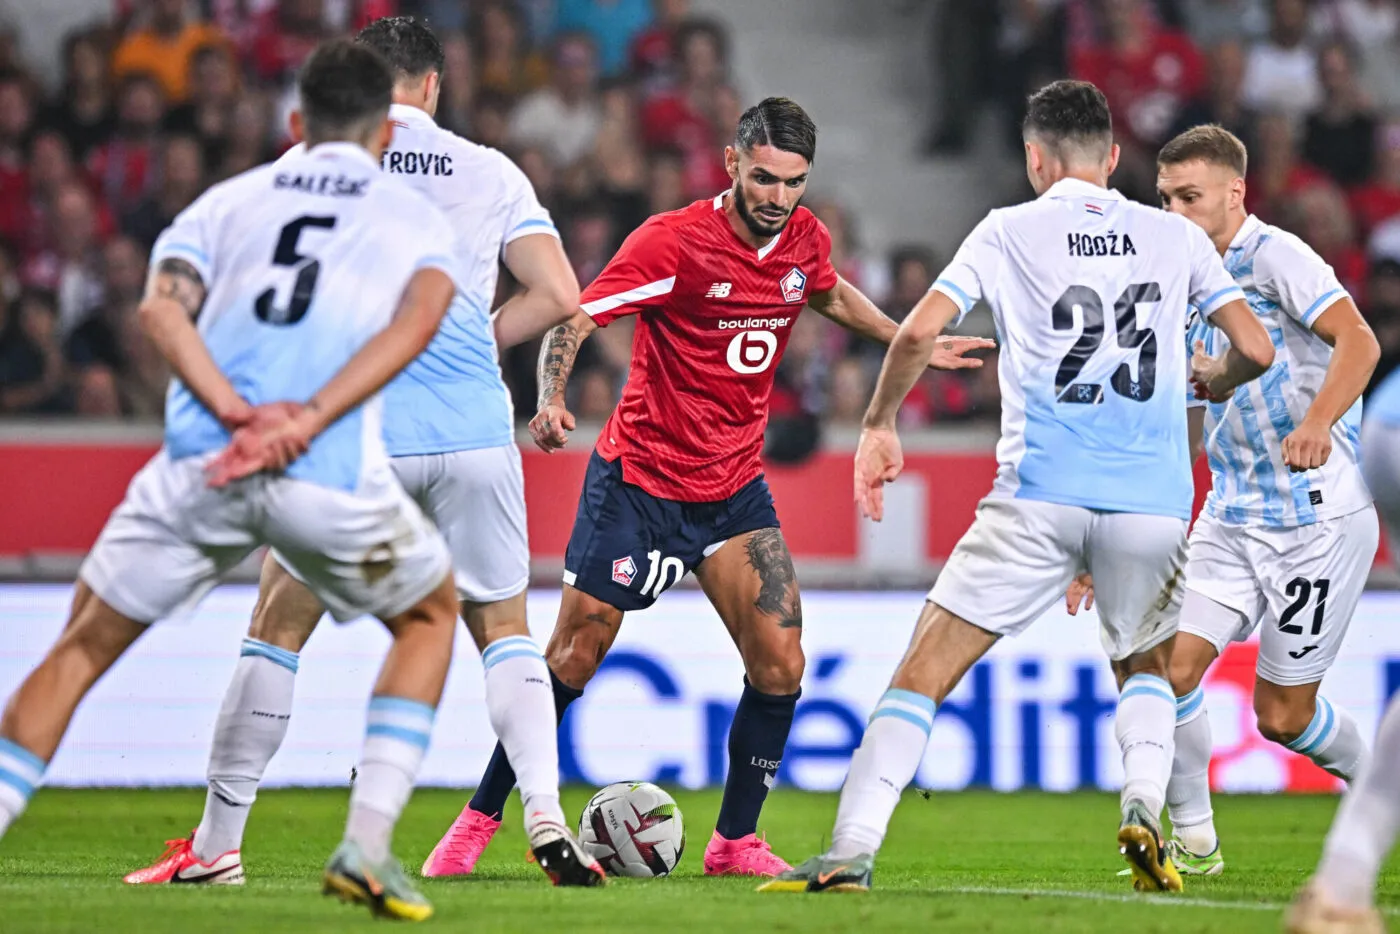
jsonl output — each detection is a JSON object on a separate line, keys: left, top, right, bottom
{"left": 611, "top": 555, "right": 638, "bottom": 587}
{"left": 780, "top": 266, "right": 807, "bottom": 304}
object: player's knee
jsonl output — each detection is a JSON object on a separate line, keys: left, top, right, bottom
{"left": 546, "top": 638, "right": 603, "bottom": 689}
{"left": 745, "top": 648, "right": 805, "bottom": 695}
{"left": 1254, "top": 700, "right": 1313, "bottom": 746}
{"left": 1168, "top": 652, "right": 1207, "bottom": 697}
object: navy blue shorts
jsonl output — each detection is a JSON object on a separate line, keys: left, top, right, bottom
{"left": 563, "top": 452, "right": 780, "bottom": 611}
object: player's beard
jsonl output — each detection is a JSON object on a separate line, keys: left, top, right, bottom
{"left": 733, "top": 183, "right": 795, "bottom": 239}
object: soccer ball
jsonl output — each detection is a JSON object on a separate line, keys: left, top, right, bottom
{"left": 577, "top": 781, "right": 685, "bottom": 878}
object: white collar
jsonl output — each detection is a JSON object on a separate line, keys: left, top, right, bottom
{"left": 1227, "top": 214, "right": 1263, "bottom": 252}
{"left": 389, "top": 103, "right": 435, "bottom": 127}
{"left": 1041, "top": 177, "right": 1124, "bottom": 201}
{"left": 303, "top": 141, "right": 379, "bottom": 171}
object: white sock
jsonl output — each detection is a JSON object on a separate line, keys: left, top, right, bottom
{"left": 1315, "top": 692, "right": 1400, "bottom": 910}
{"left": 1166, "top": 686, "right": 1217, "bottom": 855}
{"left": 193, "top": 640, "right": 297, "bottom": 862}
{"left": 1116, "top": 674, "right": 1176, "bottom": 817}
{"left": 828, "top": 688, "right": 935, "bottom": 860}
{"left": 0, "top": 738, "right": 46, "bottom": 839}
{"left": 1285, "top": 695, "right": 1369, "bottom": 781}
{"left": 346, "top": 695, "right": 435, "bottom": 863}
{"left": 482, "top": 635, "right": 565, "bottom": 829}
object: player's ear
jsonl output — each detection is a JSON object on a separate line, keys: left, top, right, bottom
{"left": 1230, "top": 175, "right": 1247, "bottom": 211}
{"left": 724, "top": 145, "right": 740, "bottom": 182}
{"left": 424, "top": 71, "right": 442, "bottom": 116}
{"left": 288, "top": 110, "right": 305, "bottom": 145}
{"left": 1105, "top": 142, "right": 1121, "bottom": 179}
{"left": 378, "top": 116, "right": 395, "bottom": 154}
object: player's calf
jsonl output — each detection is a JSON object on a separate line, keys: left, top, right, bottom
{"left": 0, "top": 587, "right": 146, "bottom": 839}
{"left": 1256, "top": 683, "right": 1369, "bottom": 782}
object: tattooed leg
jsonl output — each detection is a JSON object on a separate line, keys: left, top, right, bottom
{"left": 543, "top": 585, "right": 626, "bottom": 689}
{"left": 696, "top": 528, "right": 805, "bottom": 695}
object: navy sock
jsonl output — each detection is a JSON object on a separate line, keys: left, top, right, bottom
{"left": 468, "top": 669, "right": 582, "bottom": 819}
{"left": 714, "top": 678, "right": 800, "bottom": 840}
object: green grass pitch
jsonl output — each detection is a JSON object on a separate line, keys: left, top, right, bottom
{"left": 1, "top": 787, "right": 1395, "bottom": 933}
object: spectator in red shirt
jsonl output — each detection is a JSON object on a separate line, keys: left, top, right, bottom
{"left": 41, "top": 29, "right": 116, "bottom": 162}
{"left": 87, "top": 73, "right": 165, "bottom": 219}
{"left": 0, "top": 71, "right": 33, "bottom": 248}
{"left": 9, "top": 129, "right": 113, "bottom": 259}
{"left": 630, "top": 0, "right": 690, "bottom": 93}
{"left": 1351, "top": 120, "right": 1400, "bottom": 237}
{"left": 639, "top": 18, "right": 730, "bottom": 198}
{"left": 247, "top": 0, "right": 330, "bottom": 86}
{"left": 1283, "top": 181, "right": 1370, "bottom": 301}
{"left": 1071, "top": 0, "right": 1206, "bottom": 200}
{"left": 21, "top": 182, "right": 107, "bottom": 339}
{"left": 122, "top": 134, "right": 206, "bottom": 249}
{"left": 1248, "top": 110, "right": 1329, "bottom": 222}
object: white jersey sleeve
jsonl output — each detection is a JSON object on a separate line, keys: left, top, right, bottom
{"left": 930, "top": 214, "right": 1001, "bottom": 326}
{"left": 1252, "top": 231, "right": 1350, "bottom": 329}
{"left": 498, "top": 154, "right": 559, "bottom": 248}
{"left": 150, "top": 189, "right": 220, "bottom": 284}
{"left": 1185, "top": 221, "right": 1246, "bottom": 318}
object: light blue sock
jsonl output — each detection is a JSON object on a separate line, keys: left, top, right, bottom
{"left": 0, "top": 737, "right": 47, "bottom": 838}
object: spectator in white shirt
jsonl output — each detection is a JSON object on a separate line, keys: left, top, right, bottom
{"left": 508, "top": 32, "right": 603, "bottom": 167}
{"left": 1242, "top": 0, "right": 1322, "bottom": 119}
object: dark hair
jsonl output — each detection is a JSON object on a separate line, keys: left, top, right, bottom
{"left": 355, "top": 16, "right": 444, "bottom": 80}
{"left": 735, "top": 97, "right": 817, "bottom": 164}
{"left": 297, "top": 39, "right": 394, "bottom": 139}
{"left": 674, "top": 17, "right": 729, "bottom": 67}
{"left": 1023, "top": 80, "right": 1113, "bottom": 157}
{"left": 1158, "top": 124, "right": 1248, "bottom": 177}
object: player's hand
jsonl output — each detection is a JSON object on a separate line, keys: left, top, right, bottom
{"left": 205, "top": 402, "right": 313, "bottom": 487}
{"left": 854, "top": 425, "right": 904, "bottom": 522}
{"left": 1282, "top": 418, "right": 1332, "bottom": 472}
{"left": 927, "top": 335, "right": 996, "bottom": 370}
{"left": 1189, "top": 340, "right": 1234, "bottom": 403}
{"left": 1065, "top": 573, "right": 1095, "bottom": 616}
{"left": 529, "top": 402, "right": 576, "bottom": 453}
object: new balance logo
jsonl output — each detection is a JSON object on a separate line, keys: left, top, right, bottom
{"left": 1289, "top": 645, "right": 1320, "bottom": 660}
{"left": 706, "top": 282, "right": 733, "bottom": 298}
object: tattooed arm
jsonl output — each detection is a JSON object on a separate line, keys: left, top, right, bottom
{"left": 528, "top": 309, "right": 598, "bottom": 452}
{"left": 137, "top": 257, "right": 252, "bottom": 428}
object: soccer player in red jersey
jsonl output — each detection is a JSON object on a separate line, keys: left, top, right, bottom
{"left": 421, "top": 97, "right": 992, "bottom": 878}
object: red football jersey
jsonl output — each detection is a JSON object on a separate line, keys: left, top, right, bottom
{"left": 581, "top": 195, "right": 839, "bottom": 502}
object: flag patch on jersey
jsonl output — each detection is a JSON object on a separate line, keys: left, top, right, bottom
{"left": 1085, "top": 202, "right": 1104, "bottom": 216}
{"left": 780, "top": 267, "right": 808, "bottom": 304}
{"left": 611, "top": 556, "right": 638, "bottom": 587}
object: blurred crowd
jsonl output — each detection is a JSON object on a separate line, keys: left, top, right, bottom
{"left": 934, "top": 0, "right": 1400, "bottom": 395}
{"left": 0, "top": 0, "right": 988, "bottom": 432}
{"left": 20, "top": 1, "right": 1400, "bottom": 436}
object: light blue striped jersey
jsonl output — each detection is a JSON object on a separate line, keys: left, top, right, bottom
{"left": 277, "top": 104, "right": 559, "bottom": 455}
{"left": 932, "top": 178, "right": 1244, "bottom": 520}
{"left": 153, "top": 142, "right": 460, "bottom": 492}
{"left": 1186, "top": 214, "right": 1370, "bottom": 528}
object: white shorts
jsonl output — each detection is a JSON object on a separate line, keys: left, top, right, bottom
{"left": 929, "top": 498, "right": 1187, "bottom": 660}
{"left": 390, "top": 445, "right": 529, "bottom": 603}
{"left": 81, "top": 449, "right": 451, "bottom": 624}
{"left": 1181, "top": 507, "right": 1378, "bottom": 686}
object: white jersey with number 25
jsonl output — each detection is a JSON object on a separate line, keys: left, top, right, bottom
{"left": 931, "top": 177, "right": 1244, "bottom": 520}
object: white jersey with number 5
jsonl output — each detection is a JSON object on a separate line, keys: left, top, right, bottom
{"left": 151, "top": 142, "right": 460, "bottom": 492}
{"left": 932, "top": 177, "right": 1244, "bottom": 520}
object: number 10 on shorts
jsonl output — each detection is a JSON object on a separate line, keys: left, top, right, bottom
{"left": 639, "top": 551, "right": 683, "bottom": 597}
